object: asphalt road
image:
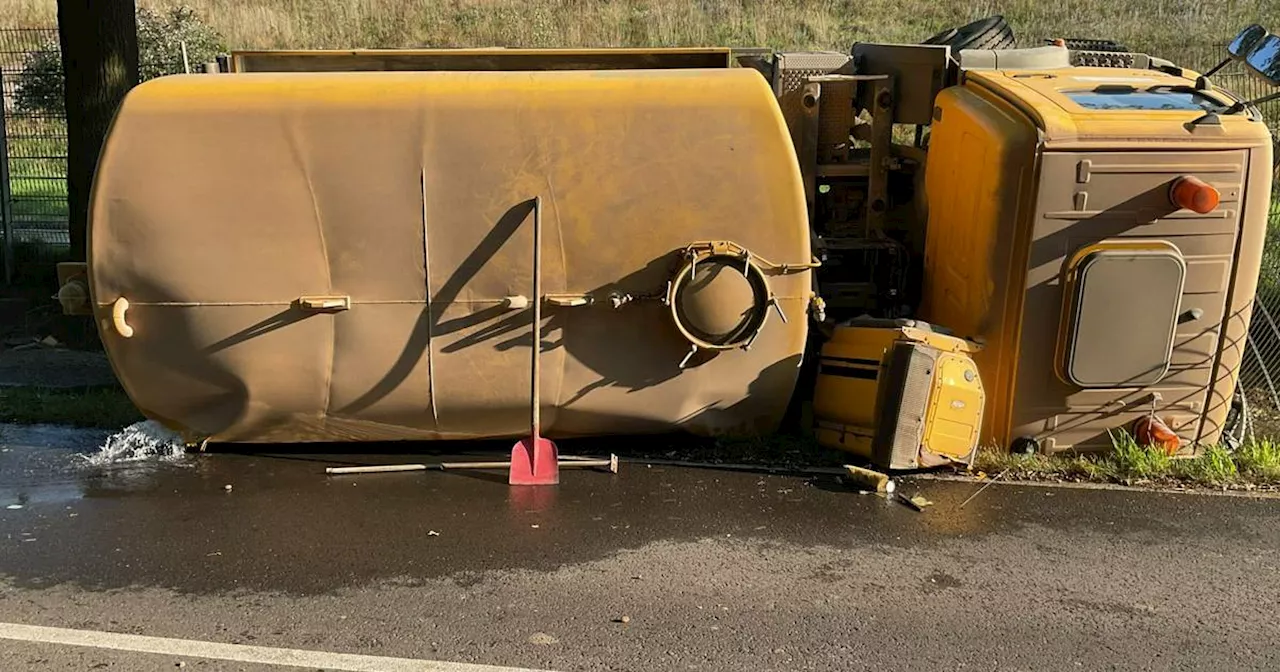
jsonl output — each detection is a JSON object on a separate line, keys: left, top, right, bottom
{"left": 1, "top": 424, "right": 1278, "bottom": 671}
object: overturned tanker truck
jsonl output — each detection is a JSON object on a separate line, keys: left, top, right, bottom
{"left": 56, "top": 18, "right": 1280, "bottom": 468}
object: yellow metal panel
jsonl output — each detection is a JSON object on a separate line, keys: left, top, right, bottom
{"left": 812, "top": 322, "right": 984, "bottom": 465}
{"left": 918, "top": 84, "right": 1039, "bottom": 450}
{"left": 922, "top": 352, "right": 985, "bottom": 460}
{"left": 812, "top": 325, "right": 893, "bottom": 459}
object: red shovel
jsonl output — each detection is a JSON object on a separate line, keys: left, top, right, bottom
{"left": 510, "top": 196, "right": 560, "bottom": 486}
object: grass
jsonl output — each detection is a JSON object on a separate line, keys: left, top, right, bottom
{"left": 0, "top": 386, "right": 142, "bottom": 429}
{"left": 4, "top": 117, "right": 70, "bottom": 228}
{"left": 972, "top": 432, "right": 1280, "bottom": 490}
{"left": 1236, "top": 438, "right": 1280, "bottom": 480}
{"left": 0, "top": 0, "right": 1271, "bottom": 60}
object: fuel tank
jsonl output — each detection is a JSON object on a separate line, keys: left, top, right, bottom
{"left": 89, "top": 69, "right": 813, "bottom": 443}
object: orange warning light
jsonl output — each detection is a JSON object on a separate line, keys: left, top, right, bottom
{"left": 1170, "top": 176, "right": 1220, "bottom": 214}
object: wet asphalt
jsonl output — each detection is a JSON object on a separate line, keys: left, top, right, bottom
{"left": 1, "top": 424, "right": 1279, "bottom": 671}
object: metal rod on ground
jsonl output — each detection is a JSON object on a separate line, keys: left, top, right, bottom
{"left": 615, "top": 457, "right": 847, "bottom": 477}
{"left": 326, "top": 454, "right": 618, "bottom": 476}
{"left": 959, "top": 468, "right": 1007, "bottom": 508}
{"left": 327, "top": 464, "right": 428, "bottom": 475}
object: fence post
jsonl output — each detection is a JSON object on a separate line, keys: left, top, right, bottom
{"left": 0, "top": 68, "right": 14, "bottom": 286}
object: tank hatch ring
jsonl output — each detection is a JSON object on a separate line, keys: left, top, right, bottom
{"left": 664, "top": 241, "right": 818, "bottom": 369}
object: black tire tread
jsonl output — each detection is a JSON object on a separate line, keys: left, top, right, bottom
{"left": 974, "top": 24, "right": 1016, "bottom": 50}
{"left": 919, "top": 15, "right": 1016, "bottom": 52}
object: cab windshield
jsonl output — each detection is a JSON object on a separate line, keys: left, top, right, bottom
{"left": 1066, "top": 86, "right": 1229, "bottom": 112}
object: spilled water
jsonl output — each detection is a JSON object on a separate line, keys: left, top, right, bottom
{"left": 77, "top": 420, "right": 187, "bottom": 467}
{"left": 1, "top": 420, "right": 193, "bottom": 507}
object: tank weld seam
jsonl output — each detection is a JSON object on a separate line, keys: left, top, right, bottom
{"left": 547, "top": 177, "right": 567, "bottom": 430}
{"left": 422, "top": 165, "right": 438, "bottom": 431}
{"left": 285, "top": 118, "right": 336, "bottom": 426}
{"left": 102, "top": 299, "right": 467, "bottom": 307}
{"left": 97, "top": 301, "right": 293, "bottom": 307}
{"left": 104, "top": 296, "right": 811, "bottom": 308}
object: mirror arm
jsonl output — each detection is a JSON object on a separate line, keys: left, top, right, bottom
{"left": 1217, "top": 91, "right": 1280, "bottom": 120}
{"left": 1246, "top": 90, "right": 1280, "bottom": 108}
{"left": 1202, "top": 57, "right": 1231, "bottom": 78}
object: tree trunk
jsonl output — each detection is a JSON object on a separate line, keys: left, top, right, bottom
{"left": 57, "top": 0, "right": 138, "bottom": 261}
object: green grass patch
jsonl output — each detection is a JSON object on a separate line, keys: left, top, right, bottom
{"left": 1235, "top": 438, "right": 1280, "bottom": 481}
{"left": 971, "top": 433, "right": 1280, "bottom": 490}
{"left": 1108, "top": 429, "right": 1173, "bottom": 480}
{"left": 0, "top": 386, "right": 142, "bottom": 429}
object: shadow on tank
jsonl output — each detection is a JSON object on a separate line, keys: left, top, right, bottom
{"left": 106, "top": 198, "right": 803, "bottom": 440}
{"left": 102, "top": 275, "right": 253, "bottom": 437}
{"left": 344, "top": 198, "right": 746, "bottom": 416}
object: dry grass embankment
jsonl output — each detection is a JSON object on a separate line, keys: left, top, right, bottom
{"left": 3, "top": 0, "right": 1272, "bottom": 56}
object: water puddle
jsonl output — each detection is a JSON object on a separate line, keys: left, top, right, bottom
{"left": 0, "top": 424, "right": 111, "bottom": 453}
{"left": 1, "top": 421, "right": 195, "bottom": 507}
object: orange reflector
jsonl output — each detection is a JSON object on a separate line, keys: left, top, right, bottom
{"left": 1133, "top": 416, "right": 1180, "bottom": 456}
{"left": 1170, "top": 176, "right": 1220, "bottom": 214}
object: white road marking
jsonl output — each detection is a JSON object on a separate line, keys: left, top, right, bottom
{"left": 0, "top": 622, "right": 553, "bottom": 672}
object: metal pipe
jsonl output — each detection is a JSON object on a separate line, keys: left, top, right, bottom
{"left": 325, "top": 454, "right": 619, "bottom": 475}
{"left": 326, "top": 464, "right": 427, "bottom": 475}
{"left": 532, "top": 195, "right": 543, "bottom": 438}
{"left": 439, "top": 457, "right": 615, "bottom": 472}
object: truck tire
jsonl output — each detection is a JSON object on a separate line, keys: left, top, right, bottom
{"left": 1010, "top": 436, "right": 1041, "bottom": 455}
{"left": 921, "top": 16, "right": 1015, "bottom": 51}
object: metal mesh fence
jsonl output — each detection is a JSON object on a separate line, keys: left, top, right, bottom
{"left": 0, "top": 26, "right": 197, "bottom": 282}
{"left": 0, "top": 27, "right": 66, "bottom": 282}
{"left": 1169, "top": 46, "right": 1280, "bottom": 418}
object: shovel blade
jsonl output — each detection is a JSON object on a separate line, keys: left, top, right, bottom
{"left": 509, "top": 436, "right": 559, "bottom": 485}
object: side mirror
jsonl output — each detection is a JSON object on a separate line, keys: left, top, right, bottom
{"left": 1245, "top": 33, "right": 1280, "bottom": 85}
{"left": 1229, "top": 24, "right": 1267, "bottom": 58}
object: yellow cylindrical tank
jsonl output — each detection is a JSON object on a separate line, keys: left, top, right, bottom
{"left": 88, "top": 69, "right": 813, "bottom": 443}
